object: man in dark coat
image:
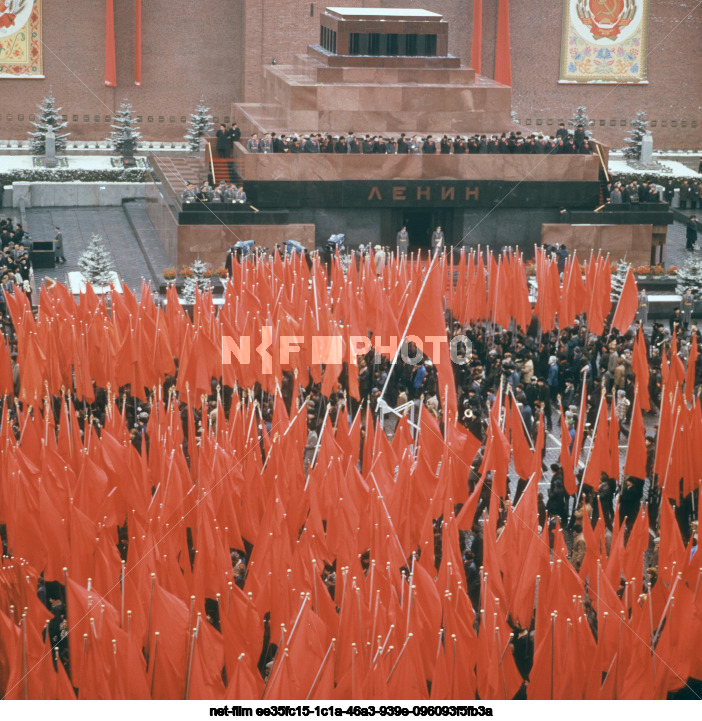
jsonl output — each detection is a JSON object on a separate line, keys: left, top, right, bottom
{"left": 303, "top": 135, "right": 320, "bottom": 153}
{"left": 573, "top": 124, "right": 586, "bottom": 151}
{"left": 226, "top": 123, "right": 241, "bottom": 156}
{"left": 54, "top": 226, "right": 66, "bottom": 264}
{"left": 687, "top": 215, "right": 698, "bottom": 251}
{"left": 663, "top": 180, "right": 675, "bottom": 205}
{"left": 373, "top": 137, "right": 387, "bottom": 153}
{"left": 422, "top": 135, "right": 437, "bottom": 154}
{"left": 216, "top": 124, "right": 228, "bottom": 158}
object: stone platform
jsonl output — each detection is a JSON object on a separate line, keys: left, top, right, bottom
{"left": 233, "top": 8, "right": 510, "bottom": 138}
{"left": 234, "top": 52, "right": 511, "bottom": 138}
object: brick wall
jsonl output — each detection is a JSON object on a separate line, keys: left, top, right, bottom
{"left": 239, "top": 0, "right": 702, "bottom": 150}
{"left": 0, "top": 0, "right": 243, "bottom": 141}
{"left": 2, "top": 1, "right": 700, "bottom": 150}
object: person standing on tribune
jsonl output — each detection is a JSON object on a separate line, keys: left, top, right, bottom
{"left": 431, "top": 226, "right": 444, "bottom": 255}
{"left": 54, "top": 226, "right": 66, "bottom": 264}
{"left": 216, "top": 124, "right": 228, "bottom": 158}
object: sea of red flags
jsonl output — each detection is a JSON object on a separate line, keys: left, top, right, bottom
{"left": 0, "top": 248, "right": 700, "bottom": 700}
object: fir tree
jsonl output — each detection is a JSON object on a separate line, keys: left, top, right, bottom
{"left": 182, "top": 259, "right": 211, "bottom": 303}
{"left": 676, "top": 258, "right": 702, "bottom": 297}
{"left": 185, "top": 96, "right": 214, "bottom": 152}
{"left": 623, "top": 110, "right": 649, "bottom": 161}
{"left": 611, "top": 260, "right": 630, "bottom": 302}
{"left": 78, "top": 234, "right": 115, "bottom": 288}
{"left": 110, "top": 98, "right": 142, "bottom": 153}
{"left": 568, "top": 106, "right": 594, "bottom": 131}
{"left": 28, "top": 90, "right": 70, "bottom": 155}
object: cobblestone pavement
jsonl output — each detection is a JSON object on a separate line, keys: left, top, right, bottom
{"left": 666, "top": 218, "right": 696, "bottom": 270}
{"left": 25, "top": 203, "right": 164, "bottom": 298}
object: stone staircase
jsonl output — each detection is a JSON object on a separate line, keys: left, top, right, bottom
{"left": 150, "top": 156, "right": 203, "bottom": 201}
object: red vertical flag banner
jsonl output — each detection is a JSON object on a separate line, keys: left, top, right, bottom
{"left": 494, "top": 0, "right": 511, "bottom": 86}
{"left": 471, "top": 0, "right": 483, "bottom": 74}
{"left": 611, "top": 269, "right": 638, "bottom": 333}
{"left": 105, "top": 0, "right": 117, "bottom": 87}
{"left": 135, "top": 0, "right": 142, "bottom": 86}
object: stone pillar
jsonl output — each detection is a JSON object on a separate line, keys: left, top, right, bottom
{"left": 44, "top": 128, "right": 57, "bottom": 168}
{"left": 640, "top": 132, "right": 653, "bottom": 165}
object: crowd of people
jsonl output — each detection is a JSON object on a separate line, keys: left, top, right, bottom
{"left": 181, "top": 180, "right": 247, "bottom": 205}
{"left": 0, "top": 243, "right": 700, "bottom": 699}
{"left": 678, "top": 178, "right": 701, "bottom": 209}
{"left": 237, "top": 123, "right": 594, "bottom": 155}
{"left": 0, "top": 216, "right": 33, "bottom": 312}
{"left": 605, "top": 177, "right": 700, "bottom": 206}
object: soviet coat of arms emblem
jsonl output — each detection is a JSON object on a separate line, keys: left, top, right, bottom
{"left": 575, "top": 0, "right": 636, "bottom": 41}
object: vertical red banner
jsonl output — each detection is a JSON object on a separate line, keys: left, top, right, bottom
{"left": 494, "top": 0, "right": 511, "bottom": 86}
{"left": 135, "top": 0, "right": 142, "bottom": 86}
{"left": 471, "top": 0, "right": 482, "bottom": 74}
{"left": 105, "top": 0, "right": 117, "bottom": 87}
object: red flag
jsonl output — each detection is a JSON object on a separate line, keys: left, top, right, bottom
{"left": 471, "top": 0, "right": 483, "bottom": 74}
{"left": 611, "top": 269, "right": 638, "bottom": 332}
{"left": 685, "top": 334, "right": 699, "bottom": 403}
{"left": 559, "top": 404, "right": 577, "bottom": 495}
{"left": 105, "top": 0, "right": 117, "bottom": 87}
{"left": 0, "top": 338, "right": 13, "bottom": 397}
{"left": 624, "top": 392, "right": 647, "bottom": 480}
{"left": 632, "top": 326, "right": 650, "bottom": 411}
{"left": 135, "top": 0, "right": 142, "bottom": 86}
{"left": 494, "top": 0, "right": 511, "bottom": 86}
{"left": 510, "top": 397, "right": 533, "bottom": 481}
{"left": 406, "top": 259, "right": 457, "bottom": 418}
{"left": 669, "top": 334, "right": 686, "bottom": 389}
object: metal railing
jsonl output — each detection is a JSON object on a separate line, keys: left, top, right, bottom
{"left": 207, "top": 141, "right": 216, "bottom": 184}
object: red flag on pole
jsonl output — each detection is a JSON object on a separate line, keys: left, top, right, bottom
{"left": 494, "top": 0, "right": 512, "bottom": 86}
{"left": 624, "top": 392, "right": 647, "bottom": 480}
{"left": 685, "top": 334, "right": 699, "bottom": 403}
{"left": 105, "top": 0, "right": 117, "bottom": 87}
{"left": 471, "top": 0, "right": 483, "bottom": 74}
{"left": 135, "top": 0, "right": 142, "bottom": 86}
{"left": 611, "top": 269, "right": 638, "bottom": 333}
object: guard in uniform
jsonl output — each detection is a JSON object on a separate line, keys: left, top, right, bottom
{"left": 431, "top": 226, "right": 445, "bottom": 255}
{"left": 636, "top": 289, "right": 649, "bottom": 326}
{"left": 246, "top": 134, "right": 260, "bottom": 153}
{"left": 396, "top": 227, "right": 409, "bottom": 257}
{"left": 682, "top": 288, "right": 695, "bottom": 331}
{"left": 260, "top": 132, "right": 273, "bottom": 154}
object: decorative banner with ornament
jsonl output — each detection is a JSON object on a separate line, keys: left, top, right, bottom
{"left": 0, "top": 0, "right": 42, "bottom": 78}
{"left": 559, "top": 0, "right": 648, "bottom": 83}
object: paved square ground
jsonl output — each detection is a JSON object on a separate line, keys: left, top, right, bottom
{"left": 24, "top": 202, "right": 170, "bottom": 297}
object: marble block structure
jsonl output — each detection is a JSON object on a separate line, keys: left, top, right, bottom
{"left": 234, "top": 7, "right": 511, "bottom": 137}
{"left": 147, "top": 7, "right": 673, "bottom": 265}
